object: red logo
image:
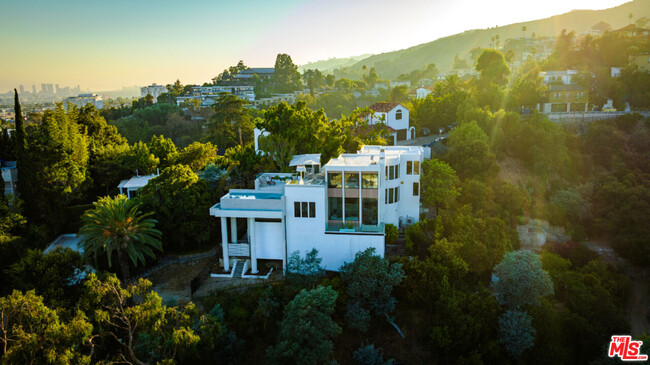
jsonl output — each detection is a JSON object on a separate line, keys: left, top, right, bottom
{"left": 608, "top": 336, "right": 648, "bottom": 361}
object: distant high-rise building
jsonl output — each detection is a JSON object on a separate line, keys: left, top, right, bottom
{"left": 46, "top": 84, "right": 54, "bottom": 94}
{"left": 32, "top": 85, "right": 36, "bottom": 94}
{"left": 19, "top": 85, "right": 24, "bottom": 94}
{"left": 55, "top": 84, "right": 60, "bottom": 94}
{"left": 41, "top": 84, "right": 47, "bottom": 94}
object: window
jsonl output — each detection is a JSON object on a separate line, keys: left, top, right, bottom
{"left": 295, "top": 201, "right": 316, "bottom": 218}
{"left": 389, "top": 165, "right": 394, "bottom": 180}
{"left": 413, "top": 161, "right": 419, "bottom": 175}
{"left": 345, "top": 197, "right": 359, "bottom": 222}
{"left": 362, "top": 173, "right": 378, "bottom": 189}
{"left": 362, "top": 198, "right": 378, "bottom": 225}
{"left": 345, "top": 172, "right": 359, "bottom": 189}
{"left": 396, "top": 186, "right": 399, "bottom": 202}
{"left": 389, "top": 188, "right": 394, "bottom": 204}
{"left": 328, "top": 197, "right": 342, "bottom": 221}
{"left": 407, "top": 161, "right": 412, "bottom": 174}
{"left": 413, "top": 182, "right": 419, "bottom": 196}
{"left": 395, "top": 164, "right": 399, "bottom": 179}
{"left": 328, "top": 172, "right": 342, "bottom": 188}
{"left": 302, "top": 202, "right": 308, "bottom": 218}
{"left": 396, "top": 109, "right": 402, "bottom": 120}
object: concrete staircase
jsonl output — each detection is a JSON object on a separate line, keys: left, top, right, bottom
{"left": 232, "top": 261, "right": 245, "bottom": 278}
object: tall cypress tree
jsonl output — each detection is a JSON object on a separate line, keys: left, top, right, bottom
{"left": 13, "top": 89, "right": 34, "bottom": 218}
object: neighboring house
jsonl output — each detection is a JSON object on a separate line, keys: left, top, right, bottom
{"left": 390, "top": 80, "right": 411, "bottom": 88}
{"left": 249, "top": 92, "right": 299, "bottom": 109}
{"left": 117, "top": 173, "right": 159, "bottom": 199}
{"left": 611, "top": 25, "right": 650, "bottom": 38}
{"left": 1, "top": 160, "right": 17, "bottom": 196}
{"left": 209, "top": 145, "right": 430, "bottom": 274}
{"left": 611, "top": 67, "right": 623, "bottom": 78}
{"left": 63, "top": 94, "right": 104, "bottom": 110}
{"left": 140, "top": 84, "right": 167, "bottom": 102}
{"left": 176, "top": 85, "right": 256, "bottom": 107}
{"left": 629, "top": 53, "right": 650, "bottom": 73}
{"left": 538, "top": 84, "right": 589, "bottom": 113}
{"left": 416, "top": 87, "right": 432, "bottom": 99}
{"left": 367, "top": 103, "right": 416, "bottom": 143}
{"left": 234, "top": 68, "right": 275, "bottom": 81}
{"left": 374, "top": 82, "right": 389, "bottom": 90}
{"left": 540, "top": 70, "right": 578, "bottom": 85}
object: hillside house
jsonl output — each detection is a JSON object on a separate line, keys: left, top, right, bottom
{"left": 367, "top": 103, "right": 416, "bottom": 143}
{"left": 209, "top": 145, "right": 430, "bottom": 274}
{"left": 538, "top": 84, "right": 589, "bottom": 113}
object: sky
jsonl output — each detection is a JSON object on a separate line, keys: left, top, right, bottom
{"left": 0, "top": 0, "right": 632, "bottom": 92}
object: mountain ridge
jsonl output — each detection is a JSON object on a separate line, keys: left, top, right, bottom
{"left": 300, "top": 0, "right": 650, "bottom": 78}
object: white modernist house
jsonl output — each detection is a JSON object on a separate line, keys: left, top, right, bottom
{"left": 367, "top": 103, "right": 416, "bottom": 144}
{"left": 63, "top": 94, "right": 104, "bottom": 110}
{"left": 209, "top": 145, "right": 430, "bottom": 274}
{"left": 141, "top": 84, "right": 167, "bottom": 102}
{"left": 117, "top": 172, "right": 159, "bottom": 199}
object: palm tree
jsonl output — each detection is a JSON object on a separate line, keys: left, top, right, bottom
{"left": 522, "top": 26, "right": 527, "bottom": 38}
{"left": 442, "top": 74, "right": 462, "bottom": 94}
{"left": 80, "top": 195, "right": 162, "bottom": 282}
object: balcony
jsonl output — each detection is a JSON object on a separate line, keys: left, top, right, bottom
{"left": 325, "top": 222, "right": 384, "bottom": 235}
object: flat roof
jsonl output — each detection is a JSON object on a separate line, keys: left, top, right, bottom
{"left": 117, "top": 174, "right": 158, "bottom": 189}
{"left": 289, "top": 154, "right": 321, "bottom": 166}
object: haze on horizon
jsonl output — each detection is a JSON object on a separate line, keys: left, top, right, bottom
{"left": 0, "top": 0, "right": 631, "bottom": 92}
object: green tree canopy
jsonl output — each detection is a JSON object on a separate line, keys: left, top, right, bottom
{"left": 0, "top": 290, "right": 92, "bottom": 364}
{"left": 491, "top": 250, "right": 554, "bottom": 309}
{"left": 176, "top": 141, "right": 217, "bottom": 171}
{"left": 81, "top": 273, "right": 199, "bottom": 364}
{"left": 206, "top": 92, "right": 253, "bottom": 148}
{"left": 267, "top": 286, "right": 341, "bottom": 364}
{"left": 445, "top": 120, "right": 499, "bottom": 181}
{"left": 7, "top": 247, "right": 85, "bottom": 308}
{"left": 149, "top": 135, "right": 178, "bottom": 168}
{"left": 257, "top": 101, "right": 344, "bottom": 168}
{"left": 421, "top": 159, "right": 461, "bottom": 215}
{"left": 508, "top": 67, "right": 546, "bottom": 110}
{"left": 272, "top": 53, "right": 302, "bottom": 93}
{"left": 340, "top": 248, "right": 405, "bottom": 332}
{"left": 475, "top": 49, "right": 510, "bottom": 87}
{"left": 499, "top": 309, "right": 536, "bottom": 358}
{"left": 137, "top": 165, "right": 217, "bottom": 251}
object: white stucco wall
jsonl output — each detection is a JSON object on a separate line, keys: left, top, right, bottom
{"left": 284, "top": 184, "right": 384, "bottom": 271}
{"left": 254, "top": 221, "right": 284, "bottom": 260}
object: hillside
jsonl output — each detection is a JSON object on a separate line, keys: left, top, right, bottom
{"left": 306, "top": 0, "right": 650, "bottom": 79}
{"left": 299, "top": 54, "right": 374, "bottom": 73}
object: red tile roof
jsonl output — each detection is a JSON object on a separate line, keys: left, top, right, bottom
{"left": 369, "top": 102, "right": 401, "bottom": 112}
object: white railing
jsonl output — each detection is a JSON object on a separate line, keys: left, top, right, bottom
{"left": 228, "top": 243, "right": 250, "bottom": 257}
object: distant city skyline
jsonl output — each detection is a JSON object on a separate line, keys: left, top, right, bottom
{"left": 0, "top": 0, "right": 631, "bottom": 92}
